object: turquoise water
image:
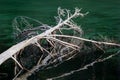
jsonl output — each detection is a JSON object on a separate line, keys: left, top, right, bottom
{"left": 0, "top": 0, "right": 120, "bottom": 52}
{"left": 0, "top": 0, "right": 120, "bottom": 80}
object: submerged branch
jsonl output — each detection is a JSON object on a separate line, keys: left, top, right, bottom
{"left": 47, "top": 50, "right": 120, "bottom": 80}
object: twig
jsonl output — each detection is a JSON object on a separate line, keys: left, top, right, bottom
{"left": 47, "top": 37, "right": 80, "bottom": 49}
{"left": 11, "top": 56, "right": 23, "bottom": 69}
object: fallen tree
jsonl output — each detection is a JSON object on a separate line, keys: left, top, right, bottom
{"left": 0, "top": 8, "right": 120, "bottom": 80}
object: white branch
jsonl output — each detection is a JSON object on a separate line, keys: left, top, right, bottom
{"left": 48, "top": 34, "right": 120, "bottom": 47}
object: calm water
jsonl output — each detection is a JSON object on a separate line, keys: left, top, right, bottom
{"left": 0, "top": 0, "right": 120, "bottom": 80}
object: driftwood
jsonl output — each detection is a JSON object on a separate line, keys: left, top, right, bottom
{"left": 0, "top": 8, "right": 120, "bottom": 80}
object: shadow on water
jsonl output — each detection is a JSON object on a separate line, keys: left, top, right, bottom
{"left": 0, "top": 0, "right": 120, "bottom": 80}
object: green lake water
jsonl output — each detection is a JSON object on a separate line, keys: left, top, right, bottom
{"left": 0, "top": 0, "right": 120, "bottom": 80}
